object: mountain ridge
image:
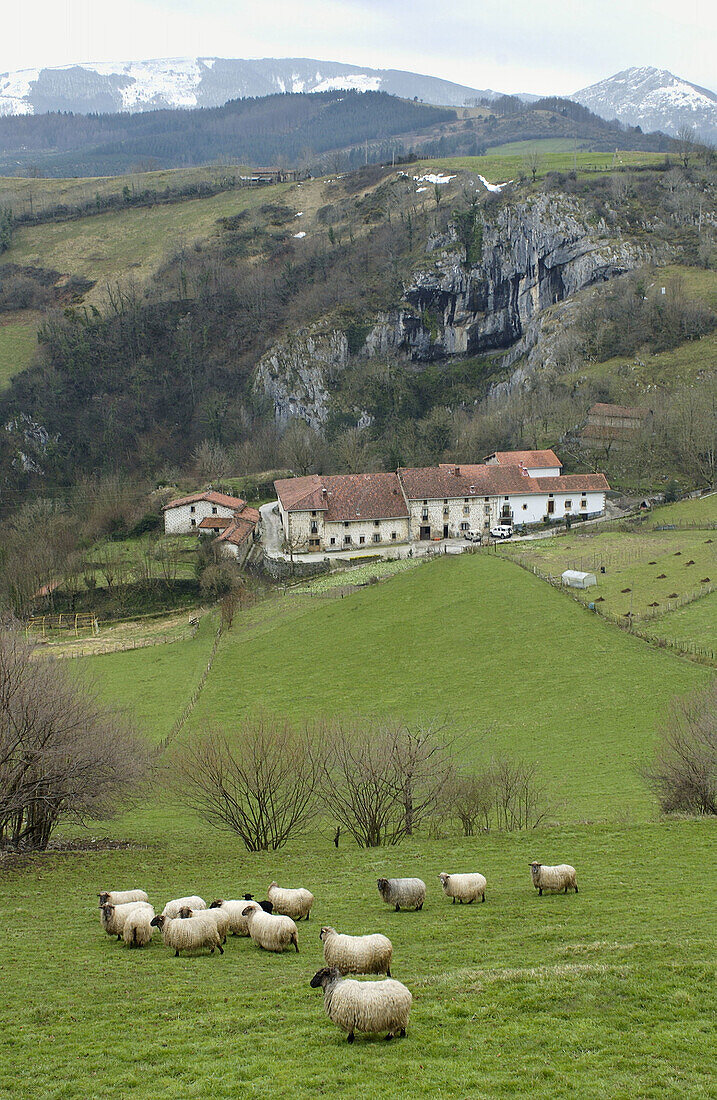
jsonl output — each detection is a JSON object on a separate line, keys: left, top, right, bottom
{"left": 573, "top": 66, "right": 717, "bottom": 143}
{"left": 0, "top": 56, "right": 510, "bottom": 117}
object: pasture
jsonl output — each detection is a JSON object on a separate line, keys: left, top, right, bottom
{"left": 2, "top": 545, "right": 714, "bottom": 1099}
{"left": 1, "top": 817, "right": 714, "bottom": 1100}
{"left": 0, "top": 312, "right": 39, "bottom": 389}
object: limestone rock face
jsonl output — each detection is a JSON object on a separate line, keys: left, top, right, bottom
{"left": 255, "top": 327, "right": 350, "bottom": 430}
{"left": 254, "top": 194, "right": 648, "bottom": 426}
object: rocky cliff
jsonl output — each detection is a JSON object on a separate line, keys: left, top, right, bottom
{"left": 255, "top": 193, "right": 649, "bottom": 427}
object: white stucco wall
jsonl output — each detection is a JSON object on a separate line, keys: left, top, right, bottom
{"left": 507, "top": 491, "right": 605, "bottom": 524}
{"left": 164, "top": 500, "right": 236, "bottom": 534}
{"left": 524, "top": 465, "right": 562, "bottom": 477}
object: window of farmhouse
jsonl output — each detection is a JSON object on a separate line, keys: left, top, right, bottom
{"left": 422, "top": 509, "right": 429, "bottom": 519}
{"left": 359, "top": 535, "right": 365, "bottom": 544}
{"left": 373, "top": 533, "right": 381, "bottom": 543}
{"left": 344, "top": 521, "right": 349, "bottom": 528}
{"left": 190, "top": 518, "right": 196, "bottom": 526}
{"left": 391, "top": 532, "right": 397, "bottom": 540}
{"left": 212, "top": 506, "right": 217, "bottom": 514}
{"left": 374, "top": 520, "right": 379, "bottom": 526}
{"left": 460, "top": 521, "right": 470, "bottom": 531}
{"left": 522, "top": 503, "right": 528, "bottom": 509}
{"left": 463, "top": 506, "right": 470, "bottom": 514}
{"left": 190, "top": 505, "right": 195, "bottom": 513}
{"left": 330, "top": 537, "right": 336, "bottom": 545}
{"left": 565, "top": 500, "right": 572, "bottom": 510}
{"left": 580, "top": 499, "right": 587, "bottom": 509}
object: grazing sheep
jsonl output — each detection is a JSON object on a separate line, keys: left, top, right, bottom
{"left": 242, "top": 905, "right": 299, "bottom": 953}
{"left": 162, "top": 896, "right": 206, "bottom": 919}
{"left": 98, "top": 889, "right": 148, "bottom": 907}
{"left": 150, "top": 909, "right": 223, "bottom": 957}
{"left": 188, "top": 905, "right": 229, "bottom": 944}
{"left": 529, "top": 861, "right": 578, "bottom": 896}
{"left": 438, "top": 871, "right": 487, "bottom": 905}
{"left": 266, "top": 882, "right": 314, "bottom": 921}
{"left": 100, "top": 901, "right": 153, "bottom": 940}
{"left": 209, "top": 897, "right": 273, "bottom": 936}
{"left": 310, "top": 967, "right": 412, "bottom": 1043}
{"left": 122, "top": 904, "right": 156, "bottom": 948}
{"left": 320, "top": 926, "right": 392, "bottom": 976}
{"left": 376, "top": 877, "right": 426, "bottom": 912}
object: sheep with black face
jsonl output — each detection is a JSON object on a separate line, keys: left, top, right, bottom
{"left": 310, "top": 967, "right": 412, "bottom": 1043}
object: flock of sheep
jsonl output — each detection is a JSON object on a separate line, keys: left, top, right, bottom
{"left": 97, "top": 860, "right": 578, "bottom": 1043}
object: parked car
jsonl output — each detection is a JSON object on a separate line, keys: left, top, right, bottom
{"left": 464, "top": 530, "right": 482, "bottom": 542}
{"left": 490, "top": 524, "right": 513, "bottom": 540}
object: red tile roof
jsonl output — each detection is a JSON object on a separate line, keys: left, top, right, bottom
{"left": 274, "top": 475, "right": 327, "bottom": 513}
{"left": 580, "top": 424, "right": 640, "bottom": 442}
{"left": 163, "top": 490, "right": 247, "bottom": 511}
{"left": 587, "top": 403, "right": 651, "bottom": 419}
{"left": 535, "top": 473, "right": 610, "bottom": 492}
{"left": 215, "top": 514, "right": 259, "bottom": 547}
{"left": 198, "top": 516, "right": 232, "bottom": 529}
{"left": 484, "top": 449, "right": 562, "bottom": 469}
{"left": 276, "top": 473, "right": 408, "bottom": 521}
{"left": 398, "top": 464, "right": 533, "bottom": 499}
{"left": 400, "top": 464, "right": 609, "bottom": 498}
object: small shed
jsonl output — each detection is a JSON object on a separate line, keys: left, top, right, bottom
{"left": 561, "top": 569, "right": 597, "bottom": 589}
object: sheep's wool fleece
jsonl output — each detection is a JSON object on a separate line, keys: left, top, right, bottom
{"left": 102, "top": 901, "right": 153, "bottom": 937}
{"left": 322, "top": 930, "right": 392, "bottom": 975}
{"left": 246, "top": 909, "right": 297, "bottom": 952}
{"left": 162, "top": 896, "right": 207, "bottom": 919}
{"left": 440, "top": 872, "right": 487, "bottom": 901}
{"left": 532, "top": 864, "right": 577, "bottom": 892}
{"left": 163, "top": 913, "right": 221, "bottom": 953}
{"left": 267, "top": 884, "right": 314, "bottom": 920}
{"left": 324, "top": 977, "right": 412, "bottom": 1035}
{"left": 123, "top": 906, "right": 156, "bottom": 946}
{"left": 378, "top": 878, "right": 426, "bottom": 910}
{"left": 102, "top": 889, "right": 148, "bottom": 906}
{"left": 216, "top": 899, "right": 260, "bottom": 936}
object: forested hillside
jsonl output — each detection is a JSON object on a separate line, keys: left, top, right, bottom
{"left": 0, "top": 151, "right": 714, "bottom": 511}
{"left": 0, "top": 90, "right": 675, "bottom": 179}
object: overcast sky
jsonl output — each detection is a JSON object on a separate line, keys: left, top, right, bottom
{"left": 3, "top": 0, "right": 715, "bottom": 95}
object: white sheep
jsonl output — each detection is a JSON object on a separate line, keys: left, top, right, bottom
{"left": 162, "top": 895, "right": 207, "bottom": 919}
{"left": 266, "top": 882, "right": 314, "bottom": 921}
{"left": 150, "top": 909, "right": 223, "bottom": 956}
{"left": 187, "top": 905, "right": 229, "bottom": 944}
{"left": 122, "top": 904, "right": 156, "bottom": 948}
{"left": 209, "top": 897, "right": 273, "bottom": 936}
{"left": 242, "top": 905, "right": 299, "bottom": 953}
{"left": 438, "top": 871, "right": 487, "bottom": 904}
{"left": 529, "top": 861, "right": 578, "bottom": 896}
{"left": 310, "top": 967, "right": 412, "bottom": 1043}
{"left": 320, "top": 926, "right": 393, "bottom": 976}
{"left": 100, "top": 901, "right": 154, "bottom": 940}
{"left": 98, "top": 889, "right": 148, "bottom": 907}
{"left": 376, "top": 877, "right": 426, "bottom": 911}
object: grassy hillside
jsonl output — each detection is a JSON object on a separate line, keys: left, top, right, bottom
{"left": 91, "top": 553, "right": 706, "bottom": 821}
{"left": 0, "top": 311, "right": 39, "bottom": 389}
{"left": 2, "top": 555, "right": 715, "bottom": 1099}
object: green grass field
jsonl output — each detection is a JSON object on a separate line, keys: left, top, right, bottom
{"left": 486, "top": 138, "right": 593, "bottom": 156}
{"left": 504, "top": 528, "right": 717, "bottom": 621}
{"left": 640, "top": 590, "right": 717, "bottom": 654}
{"left": 0, "top": 312, "right": 40, "bottom": 388}
{"left": 90, "top": 553, "right": 707, "bottom": 819}
{"left": 2, "top": 552, "right": 715, "bottom": 1099}
{"left": 1, "top": 817, "right": 714, "bottom": 1100}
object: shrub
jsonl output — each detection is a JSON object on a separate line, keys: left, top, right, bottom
{"left": 642, "top": 681, "right": 717, "bottom": 815}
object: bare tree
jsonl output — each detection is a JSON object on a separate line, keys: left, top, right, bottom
{"left": 642, "top": 681, "right": 717, "bottom": 815}
{"left": 170, "top": 720, "right": 323, "bottom": 850}
{"left": 0, "top": 626, "right": 150, "bottom": 851}
{"left": 280, "top": 419, "right": 321, "bottom": 476}
{"left": 443, "top": 769, "right": 495, "bottom": 835}
{"left": 319, "top": 720, "right": 453, "bottom": 847}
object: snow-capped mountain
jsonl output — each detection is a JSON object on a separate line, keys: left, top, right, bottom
{"left": 573, "top": 67, "right": 717, "bottom": 143}
{"left": 0, "top": 57, "right": 505, "bottom": 117}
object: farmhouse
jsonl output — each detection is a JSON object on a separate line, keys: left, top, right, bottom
{"left": 274, "top": 452, "right": 609, "bottom": 550}
{"left": 163, "top": 490, "right": 260, "bottom": 561}
{"left": 274, "top": 473, "right": 410, "bottom": 551}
